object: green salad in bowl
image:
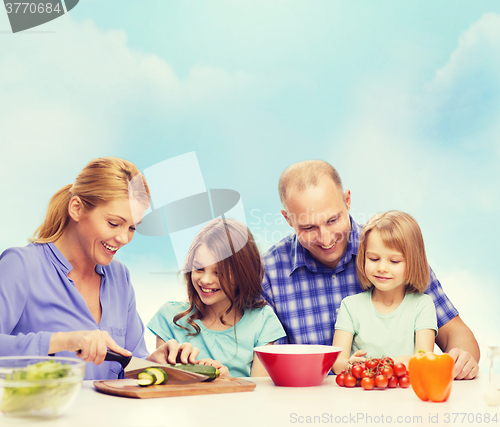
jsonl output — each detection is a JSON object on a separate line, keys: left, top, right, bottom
{"left": 0, "top": 356, "right": 85, "bottom": 418}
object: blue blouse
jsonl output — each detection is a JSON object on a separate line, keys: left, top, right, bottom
{"left": 0, "top": 243, "right": 149, "bottom": 380}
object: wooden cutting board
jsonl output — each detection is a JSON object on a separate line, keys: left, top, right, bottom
{"left": 93, "top": 377, "right": 256, "bottom": 399}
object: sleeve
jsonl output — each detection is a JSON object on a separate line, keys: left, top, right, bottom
{"left": 260, "top": 266, "right": 276, "bottom": 309}
{"left": 414, "top": 294, "right": 438, "bottom": 336}
{"left": 334, "top": 298, "right": 356, "bottom": 335}
{"left": 147, "top": 303, "right": 178, "bottom": 343}
{"left": 0, "top": 248, "right": 52, "bottom": 356}
{"left": 424, "top": 266, "right": 459, "bottom": 328}
{"left": 124, "top": 267, "right": 149, "bottom": 358}
{"left": 254, "top": 305, "right": 287, "bottom": 347}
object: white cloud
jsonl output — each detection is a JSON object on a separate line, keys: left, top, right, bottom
{"left": 0, "top": 14, "right": 269, "bottom": 250}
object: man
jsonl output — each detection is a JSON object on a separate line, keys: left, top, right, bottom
{"left": 261, "top": 160, "right": 479, "bottom": 379}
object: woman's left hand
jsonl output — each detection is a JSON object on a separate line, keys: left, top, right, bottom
{"left": 196, "top": 358, "right": 230, "bottom": 377}
{"left": 147, "top": 339, "right": 199, "bottom": 365}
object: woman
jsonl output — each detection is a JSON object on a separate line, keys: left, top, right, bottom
{"left": 0, "top": 157, "right": 197, "bottom": 380}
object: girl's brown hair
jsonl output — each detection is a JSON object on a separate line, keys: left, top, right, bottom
{"left": 31, "top": 157, "right": 150, "bottom": 243}
{"left": 174, "top": 218, "right": 266, "bottom": 336}
{"left": 356, "top": 211, "right": 430, "bottom": 293}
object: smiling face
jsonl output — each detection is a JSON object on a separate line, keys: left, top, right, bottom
{"left": 364, "top": 229, "right": 407, "bottom": 294}
{"left": 191, "top": 244, "right": 230, "bottom": 313}
{"left": 73, "top": 197, "right": 147, "bottom": 267}
{"left": 282, "top": 176, "right": 351, "bottom": 270}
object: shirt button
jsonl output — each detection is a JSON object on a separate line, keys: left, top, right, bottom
{"left": 332, "top": 274, "right": 336, "bottom": 279}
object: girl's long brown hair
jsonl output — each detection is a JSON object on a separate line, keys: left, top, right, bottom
{"left": 174, "top": 218, "right": 266, "bottom": 336}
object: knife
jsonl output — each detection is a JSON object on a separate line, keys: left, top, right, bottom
{"left": 104, "top": 350, "right": 209, "bottom": 385}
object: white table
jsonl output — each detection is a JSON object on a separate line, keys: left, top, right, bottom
{"left": 1, "top": 374, "right": 498, "bottom": 427}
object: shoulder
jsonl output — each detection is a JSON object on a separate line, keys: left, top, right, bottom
{"left": 262, "top": 234, "right": 295, "bottom": 262}
{"left": 342, "top": 290, "right": 369, "bottom": 306}
{"left": 405, "top": 292, "right": 434, "bottom": 308}
{"left": 0, "top": 243, "right": 44, "bottom": 268}
{"left": 155, "top": 301, "right": 190, "bottom": 317}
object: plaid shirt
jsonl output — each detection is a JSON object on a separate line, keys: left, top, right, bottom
{"left": 261, "top": 216, "right": 459, "bottom": 345}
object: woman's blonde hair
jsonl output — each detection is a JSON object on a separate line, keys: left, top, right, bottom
{"left": 356, "top": 211, "right": 430, "bottom": 293}
{"left": 31, "top": 157, "right": 150, "bottom": 243}
{"left": 174, "top": 218, "right": 266, "bottom": 336}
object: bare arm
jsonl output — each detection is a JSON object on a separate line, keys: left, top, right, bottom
{"left": 332, "top": 330, "right": 367, "bottom": 374}
{"left": 435, "top": 315, "right": 480, "bottom": 379}
{"left": 394, "top": 328, "right": 435, "bottom": 369}
{"left": 251, "top": 342, "right": 273, "bottom": 377}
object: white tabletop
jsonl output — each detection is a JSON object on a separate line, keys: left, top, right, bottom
{"left": 1, "top": 373, "right": 498, "bottom": 427}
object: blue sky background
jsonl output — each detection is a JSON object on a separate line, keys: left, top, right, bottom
{"left": 1, "top": 1, "right": 499, "bottom": 358}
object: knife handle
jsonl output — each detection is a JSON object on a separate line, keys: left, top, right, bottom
{"left": 105, "top": 350, "right": 132, "bottom": 369}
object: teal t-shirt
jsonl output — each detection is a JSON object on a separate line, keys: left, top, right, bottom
{"left": 147, "top": 301, "right": 286, "bottom": 377}
{"left": 335, "top": 289, "right": 437, "bottom": 358}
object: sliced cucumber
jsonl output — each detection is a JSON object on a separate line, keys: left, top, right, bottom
{"left": 136, "top": 368, "right": 168, "bottom": 387}
{"left": 137, "top": 377, "right": 154, "bottom": 387}
{"left": 137, "top": 371, "right": 157, "bottom": 387}
{"left": 146, "top": 368, "right": 167, "bottom": 385}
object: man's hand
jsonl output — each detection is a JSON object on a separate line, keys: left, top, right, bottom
{"left": 448, "top": 347, "right": 479, "bottom": 380}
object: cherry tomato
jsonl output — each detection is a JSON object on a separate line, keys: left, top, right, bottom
{"left": 393, "top": 363, "right": 407, "bottom": 378}
{"left": 375, "top": 374, "right": 388, "bottom": 389}
{"left": 387, "top": 375, "right": 398, "bottom": 388}
{"left": 381, "top": 366, "right": 393, "bottom": 379}
{"left": 362, "top": 369, "right": 374, "bottom": 378}
{"left": 365, "top": 358, "right": 379, "bottom": 370}
{"left": 344, "top": 374, "right": 356, "bottom": 388}
{"left": 335, "top": 374, "right": 345, "bottom": 387}
{"left": 398, "top": 375, "right": 410, "bottom": 388}
{"left": 352, "top": 365, "right": 364, "bottom": 379}
{"left": 381, "top": 356, "right": 394, "bottom": 365}
{"left": 361, "top": 377, "right": 375, "bottom": 390}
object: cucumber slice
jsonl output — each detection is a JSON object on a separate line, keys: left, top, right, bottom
{"left": 137, "top": 371, "right": 157, "bottom": 387}
{"left": 146, "top": 368, "right": 167, "bottom": 385}
{"left": 137, "top": 378, "right": 154, "bottom": 387}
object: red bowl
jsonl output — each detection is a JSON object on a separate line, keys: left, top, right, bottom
{"left": 254, "top": 344, "right": 342, "bottom": 387}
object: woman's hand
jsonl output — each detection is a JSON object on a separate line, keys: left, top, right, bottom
{"left": 147, "top": 339, "right": 199, "bottom": 365}
{"left": 196, "top": 358, "right": 229, "bottom": 377}
{"left": 50, "top": 330, "right": 131, "bottom": 365}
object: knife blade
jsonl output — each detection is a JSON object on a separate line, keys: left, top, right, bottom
{"left": 105, "top": 350, "right": 209, "bottom": 385}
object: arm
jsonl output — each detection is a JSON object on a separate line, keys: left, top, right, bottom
{"left": 250, "top": 342, "right": 273, "bottom": 377}
{"left": 393, "top": 328, "right": 435, "bottom": 369}
{"left": 436, "top": 315, "right": 480, "bottom": 380}
{"left": 332, "top": 329, "right": 366, "bottom": 374}
{"left": 426, "top": 268, "right": 479, "bottom": 379}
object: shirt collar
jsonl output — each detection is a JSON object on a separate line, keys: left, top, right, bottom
{"left": 290, "top": 215, "right": 361, "bottom": 275}
{"left": 45, "top": 242, "right": 106, "bottom": 277}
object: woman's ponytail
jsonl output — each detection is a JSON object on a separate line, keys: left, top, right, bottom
{"left": 31, "top": 184, "right": 73, "bottom": 243}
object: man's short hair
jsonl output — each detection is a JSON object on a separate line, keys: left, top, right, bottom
{"left": 278, "top": 160, "right": 343, "bottom": 211}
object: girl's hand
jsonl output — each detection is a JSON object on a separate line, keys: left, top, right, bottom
{"left": 196, "top": 358, "right": 229, "bottom": 377}
{"left": 347, "top": 350, "right": 368, "bottom": 369}
{"left": 147, "top": 339, "right": 199, "bottom": 365}
{"left": 50, "top": 330, "right": 131, "bottom": 365}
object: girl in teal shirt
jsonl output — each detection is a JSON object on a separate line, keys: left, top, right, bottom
{"left": 148, "top": 218, "right": 286, "bottom": 377}
{"left": 332, "top": 211, "right": 437, "bottom": 374}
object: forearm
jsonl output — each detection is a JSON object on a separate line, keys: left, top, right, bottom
{"left": 0, "top": 332, "right": 52, "bottom": 356}
{"left": 48, "top": 331, "right": 70, "bottom": 354}
{"left": 436, "top": 316, "right": 480, "bottom": 362}
{"left": 333, "top": 355, "right": 349, "bottom": 374}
